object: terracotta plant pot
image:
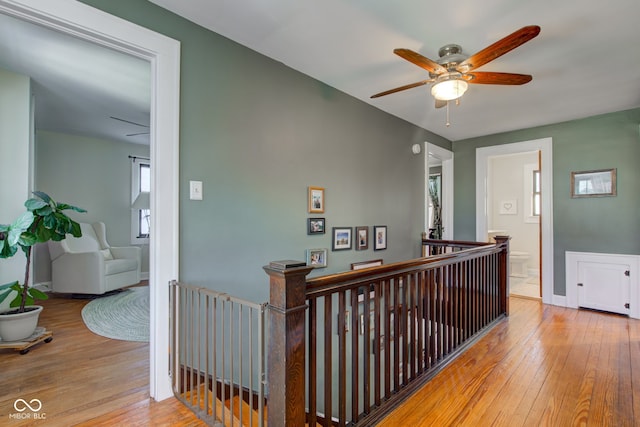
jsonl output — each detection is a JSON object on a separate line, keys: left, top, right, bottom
{"left": 0, "top": 305, "right": 43, "bottom": 342}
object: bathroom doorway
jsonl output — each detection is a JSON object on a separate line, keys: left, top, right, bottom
{"left": 487, "top": 151, "right": 541, "bottom": 299}
{"left": 475, "top": 138, "right": 554, "bottom": 305}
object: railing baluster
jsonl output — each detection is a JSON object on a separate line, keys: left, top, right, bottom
{"left": 351, "top": 289, "right": 360, "bottom": 422}
{"left": 324, "top": 295, "right": 333, "bottom": 427}
{"left": 338, "top": 291, "right": 347, "bottom": 426}
{"left": 308, "top": 298, "right": 317, "bottom": 426}
{"left": 373, "top": 281, "right": 381, "bottom": 407}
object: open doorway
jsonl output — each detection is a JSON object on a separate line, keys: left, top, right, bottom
{"left": 486, "top": 151, "right": 541, "bottom": 299}
{"left": 426, "top": 143, "right": 453, "bottom": 240}
{"left": 476, "top": 138, "right": 554, "bottom": 305}
{"left": 0, "top": 0, "right": 180, "bottom": 400}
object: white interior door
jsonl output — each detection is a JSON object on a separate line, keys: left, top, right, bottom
{"left": 578, "top": 261, "right": 631, "bottom": 315}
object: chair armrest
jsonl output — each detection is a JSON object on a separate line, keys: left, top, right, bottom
{"left": 51, "top": 251, "right": 106, "bottom": 294}
{"left": 110, "top": 246, "right": 141, "bottom": 260}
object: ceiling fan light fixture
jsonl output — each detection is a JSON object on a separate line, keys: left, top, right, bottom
{"left": 431, "top": 78, "right": 468, "bottom": 101}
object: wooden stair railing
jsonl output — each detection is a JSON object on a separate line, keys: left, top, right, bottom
{"left": 264, "top": 236, "right": 509, "bottom": 426}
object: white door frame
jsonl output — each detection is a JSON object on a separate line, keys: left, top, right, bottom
{"left": 1, "top": 0, "right": 180, "bottom": 400}
{"left": 475, "top": 138, "right": 554, "bottom": 305}
{"left": 426, "top": 143, "right": 454, "bottom": 240}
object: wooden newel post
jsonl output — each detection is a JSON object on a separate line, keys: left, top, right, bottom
{"left": 494, "top": 236, "right": 510, "bottom": 316}
{"left": 263, "top": 260, "right": 314, "bottom": 427}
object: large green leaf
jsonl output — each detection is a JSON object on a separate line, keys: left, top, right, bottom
{"left": 70, "top": 221, "right": 82, "bottom": 237}
{"left": 25, "top": 198, "right": 48, "bottom": 212}
{"left": 0, "top": 241, "right": 17, "bottom": 258}
{"left": 7, "top": 211, "right": 34, "bottom": 245}
{"left": 31, "top": 191, "right": 52, "bottom": 204}
{"left": 28, "top": 287, "right": 48, "bottom": 301}
{"left": 18, "top": 232, "right": 38, "bottom": 247}
{"left": 57, "top": 203, "right": 87, "bottom": 213}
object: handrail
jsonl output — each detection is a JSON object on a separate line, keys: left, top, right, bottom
{"left": 302, "top": 236, "right": 510, "bottom": 426}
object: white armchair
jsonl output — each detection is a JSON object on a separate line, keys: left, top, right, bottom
{"left": 48, "top": 222, "right": 141, "bottom": 294}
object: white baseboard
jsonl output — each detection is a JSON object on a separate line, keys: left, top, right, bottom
{"left": 551, "top": 294, "right": 567, "bottom": 307}
{"left": 33, "top": 281, "right": 52, "bottom": 292}
{"left": 140, "top": 272, "right": 149, "bottom": 281}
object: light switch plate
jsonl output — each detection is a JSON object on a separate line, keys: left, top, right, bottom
{"left": 190, "top": 180, "right": 203, "bottom": 200}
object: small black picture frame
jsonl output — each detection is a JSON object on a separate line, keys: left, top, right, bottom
{"left": 332, "top": 227, "right": 352, "bottom": 251}
{"left": 307, "top": 218, "right": 325, "bottom": 234}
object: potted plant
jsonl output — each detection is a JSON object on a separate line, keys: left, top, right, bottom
{"left": 0, "top": 191, "right": 85, "bottom": 342}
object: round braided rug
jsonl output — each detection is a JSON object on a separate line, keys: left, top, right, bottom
{"left": 81, "top": 287, "right": 149, "bottom": 342}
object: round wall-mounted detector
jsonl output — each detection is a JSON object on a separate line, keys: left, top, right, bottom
{"left": 412, "top": 144, "right": 422, "bottom": 154}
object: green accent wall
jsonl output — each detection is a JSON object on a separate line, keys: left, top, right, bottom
{"left": 79, "top": 0, "right": 451, "bottom": 301}
{"left": 453, "top": 108, "right": 640, "bottom": 295}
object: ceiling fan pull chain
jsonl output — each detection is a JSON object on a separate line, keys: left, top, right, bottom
{"left": 445, "top": 101, "right": 451, "bottom": 127}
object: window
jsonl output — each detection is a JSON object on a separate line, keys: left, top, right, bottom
{"left": 131, "top": 157, "right": 150, "bottom": 243}
{"left": 523, "top": 163, "right": 540, "bottom": 224}
{"left": 532, "top": 169, "right": 541, "bottom": 216}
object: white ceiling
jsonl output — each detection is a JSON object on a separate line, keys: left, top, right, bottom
{"left": 0, "top": 12, "right": 150, "bottom": 145}
{"left": 149, "top": 0, "right": 640, "bottom": 140}
{"left": 2, "top": 0, "right": 639, "bottom": 143}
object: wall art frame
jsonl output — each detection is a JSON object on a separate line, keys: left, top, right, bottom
{"left": 332, "top": 227, "right": 352, "bottom": 251}
{"left": 355, "top": 226, "right": 369, "bottom": 250}
{"left": 307, "top": 217, "right": 325, "bottom": 235}
{"left": 306, "top": 248, "right": 328, "bottom": 268}
{"left": 308, "top": 186, "right": 325, "bottom": 213}
{"left": 373, "top": 225, "right": 387, "bottom": 251}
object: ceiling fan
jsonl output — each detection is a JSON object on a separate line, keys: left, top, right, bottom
{"left": 110, "top": 116, "right": 150, "bottom": 137}
{"left": 371, "top": 25, "right": 541, "bottom": 109}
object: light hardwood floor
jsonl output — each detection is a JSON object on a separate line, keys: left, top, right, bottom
{"left": 0, "top": 290, "right": 204, "bottom": 426}
{"left": 379, "top": 296, "right": 640, "bottom": 426}
{"left": 2, "top": 294, "right": 637, "bottom": 426}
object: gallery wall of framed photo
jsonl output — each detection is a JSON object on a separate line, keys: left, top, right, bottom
{"left": 306, "top": 186, "right": 387, "bottom": 269}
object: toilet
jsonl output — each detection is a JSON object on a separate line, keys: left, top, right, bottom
{"left": 509, "top": 251, "right": 530, "bottom": 278}
{"left": 487, "top": 231, "right": 530, "bottom": 278}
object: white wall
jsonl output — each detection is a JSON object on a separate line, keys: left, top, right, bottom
{"left": 488, "top": 151, "right": 540, "bottom": 274}
{"left": 0, "top": 68, "right": 31, "bottom": 309}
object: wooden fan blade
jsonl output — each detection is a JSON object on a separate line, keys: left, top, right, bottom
{"left": 370, "top": 80, "right": 432, "bottom": 98}
{"left": 465, "top": 72, "right": 533, "bottom": 85}
{"left": 457, "top": 25, "right": 540, "bottom": 72}
{"left": 394, "top": 49, "right": 447, "bottom": 75}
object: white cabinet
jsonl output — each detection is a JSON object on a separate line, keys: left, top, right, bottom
{"left": 566, "top": 252, "right": 640, "bottom": 318}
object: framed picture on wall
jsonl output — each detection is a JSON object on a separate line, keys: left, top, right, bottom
{"left": 308, "top": 186, "right": 325, "bottom": 213}
{"left": 332, "top": 227, "right": 352, "bottom": 251}
{"left": 306, "top": 248, "right": 328, "bottom": 268}
{"left": 355, "top": 226, "right": 369, "bottom": 250}
{"left": 373, "top": 225, "right": 387, "bottom": 251}
{"left": 307, "top": 218, "right": 325, "bottom": 234}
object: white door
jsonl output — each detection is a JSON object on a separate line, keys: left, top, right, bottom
{"left": 577, "top": 261, "right": 631, "bottom": 315}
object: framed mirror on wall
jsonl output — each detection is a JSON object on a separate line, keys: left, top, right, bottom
{"left": 571, "top": 168, "right": 616, "bottom": 198}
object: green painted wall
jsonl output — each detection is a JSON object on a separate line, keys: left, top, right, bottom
{"left": 453, "top": 108, "right": 640, "bottom": 295}
{"left": 80, "top": 0, "right": 451, "bottom": 301}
